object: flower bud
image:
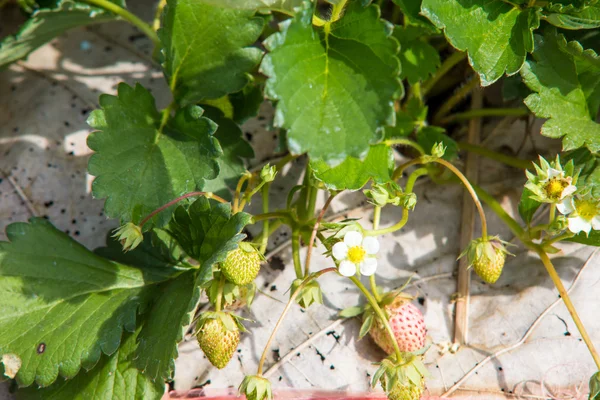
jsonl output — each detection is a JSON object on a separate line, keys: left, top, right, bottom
{"left": 291, "top": 279, "right": 323, "bottom": 309}
{"left": 260, "top": 163, "right": 277, "bottom": 183}
{"left": 364, "top": 184, "right": 390, "bottom": 207}
{"left": 112, "top": 222, "right": 143, "bottom": 252}
{"left": 239, "top": 375, "right": 272, "bottom": 400}
{"left": 431, "top": 142, "right": 446, "bottom": 158}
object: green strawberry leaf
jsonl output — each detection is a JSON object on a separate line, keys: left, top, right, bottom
{"left": 421, "top": 0, "right": 539, "bottom": 85}
{"left": 96, "top": 229, "right": 185, "bottom": 270}
{"left": 0, "top": 218, "right": 177, "bottom": 387}
{"left": 394, "top": 25, "right": 441, "bottom": 85}
{"left": 159, "top": 0, "right": 264, "bottom": 105}
{"left": 197, "top": 0, "right": 303, "bottom": 12}
{"left": 261, "top": 1, "right": 402, "bottom": 164}
{"left": 134, "top": 271, "right": 199, "bottom": 381}
{"left": 168, "top": 197, "right": 252, "bottom": 285}
{"left": 339, "top": 306, "right": 364, "bottom": 318}
{"left": 521, "top": 29, "right": 600, "bottom": 153}
{"left": 543, "top": 4, "right": 600, "bottom": 30}
{"left": 230, "top": 82, "right": 265, "bottom": 124}
{"left": 518, "top": 187, "right": 541, "bottom": 225}
{"left": 563, "top": 148, "right": 600, "bottom": 198}
{"left": 392, "top": 0, "right": 436, "bottom": 30}
{"left": 0, "top": 0, "right": 123, "bottom": 69}
{"left": 200, "top": 107, "right": 255, "bottom": 201}
{"left": 311, "top": 144, "right": 394, "bottom": 191}
{"left": 17, "top": 327, "right": 164, "bottom": 400}
{"left": 87, "top": 83, "right": 222, "bottom": 229}
{"left": 590, "top": 371, "right": 600, "bottom": 399}
{"left": 416, "top": 126, "right": 458, "bottom": 161}
{"left": 567, "top": 230, "right": 600, "bottom": 247}
{"left": 358, "top": 313, "right": 374, "bottom": 340}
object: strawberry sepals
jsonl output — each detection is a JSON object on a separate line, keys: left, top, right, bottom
{"left": 239, "top": 375, "right": 272, "bottom": 400}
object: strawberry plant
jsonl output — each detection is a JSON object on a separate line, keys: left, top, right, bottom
{"left": 1, "top": 0, "right": 600, "bottom": 399}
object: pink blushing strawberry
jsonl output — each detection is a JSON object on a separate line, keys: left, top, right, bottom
{"left": 370, "top": 298, "right": 426, "bottom": 354}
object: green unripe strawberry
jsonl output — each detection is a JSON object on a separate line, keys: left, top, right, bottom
{"left": 374, "top": 356, "right": 428, "bottom": 400}
{"left": 197, "top": 312, "right": 240, "bottom": 369}
{"left": 239, "top": 375, "right": 272, "bottom": 400}
{"left": 473, "top": 246, "right": 506, "bottom": 284}
{"left": 459, "top": 236, "right": 512, "bottom": 284}
{"left": 382, "top": 376, "right": 424, "bottom": 400}
{"left": 221, "top": 243, "right": 261, "bottom": 285}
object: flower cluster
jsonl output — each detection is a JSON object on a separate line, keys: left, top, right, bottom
{"left": 525, "top": 156, "right": 599, "bottom": 235}
{"left": 332, "top": 231, "right": 380, "bottom": 277}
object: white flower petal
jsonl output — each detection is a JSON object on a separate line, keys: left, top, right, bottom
{"left": 332, "top": 242, "right": 349, "bottom": 260}
{"left": 560, "top": 184, "right": 577, "bottom": 199}
{"left": 359, "top": 258, "right": 378, "bottom": 276}
{"left": 568, "top": 216, "right": 592, "bottom": 235}
{"left": 592, "top": 216, "right": 600, "bottom": 231}
{"left": 344, "top": 231, "right": 363, "bottom": 247}
{"left": 547, "top": 167, "right": 563, "bottom": 180}
{"left": 362, "top": 236, "right": 380, "bottom": 255}
{"left": 557, "top": 197, "right": 575, "bottom": 215}
{"left": 338, "top": 260, "right": 356, "bottom": 277}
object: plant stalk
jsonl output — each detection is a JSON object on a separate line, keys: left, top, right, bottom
{"left": 459, "top": 142, "right": 532, "bottom": 170}
{"left": 81, "top": 0, "right": 160, "bottom": 46}
{"left": 422, "top": 51, "right": 467, "bottom": 96}
{"left": 440, "top": 108, "right": 529, "bottom": 124}
{"left": 349, "top": 276, "right": 403, "bottom": 362}
{"left": 370, "top": 206, "right": 382, "bottom": 302}
{"left": 304, "top": 193, "right": 337, "bottom": 276}
{"left": 256, "top": 268, "right": 337, "bottom": 375}
{"left": 139, "top": 191, "right": 227, "bottom": 228}
{"left": 260, "top": 184, "right": 271, "bottom": 254}
{"left": 291, "top": 230, "right": 304, "bottom": 279}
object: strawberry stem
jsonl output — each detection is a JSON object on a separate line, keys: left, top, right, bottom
{"left": 348, "top": 275, "right": 403, "bottom": 362}
{"left": 370, "top": 206, "right": 382, "bottom": 302}
{"left": 291, "top": 229, "right": 304, "bottom": 279}
{"left": 138, "top": 191, "right": 228, "bottom": 229}
{"left": 475, "top": 184, "right": 600, "bottom": 370}
{"left": 365, "top": 168, "right": 427, "bottom": 236}
{"left": 259, "top": 185, "right": 271, "bottom": 254}
{"left": 256, "top": 268, "right": 337, "bottom": 375}
{"left": 304, "top": 192, "right": 338, "bottom": 276}
{"left": 215, "top": 275, "right": 225, "bottom": 312}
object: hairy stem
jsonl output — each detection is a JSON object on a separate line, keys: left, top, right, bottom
{"left": 292, "top": 230, "right": 304, "bottom": 279}
{"left": 256, "top": 268, "right": 337, "bottom": 375}
{"left": 233, "top": 173, "right": 252, "bottom": 213}
{"left": 384, "top": 138, "right": 425, "bottom": 155}
{"left": 305, "top": 193, "right": 337, "bottom": 276}
{"left": 81, "top": 0, "right": 160, "bottom": 46}
{"left": 260, "top": 185, "right": 271, "bottom": 254}
{"left": 440, "top": 108, "right": 529, "bottom": 124}
{"left": 433, "top": 159, "right": 488, "bottom": 238}
{"left": 215, "top": 275, "right": 225, "bottom": 312}
{"left": 422, "top": 51, "right": 467, "bottom": 96}
{"left": 473, "top": 184, "right": 600, "bottom": 369}
{"left": 459, "top": 142, "right": 532, "bottom": 170}
{"left": 433, "top": 76, "right": 480, "bottom": 124}
{"left": 152, "top": 0, "right": 167, "bottom": 31}
{"left": 139, "top": 191, "right": 227, "bottom": 228}
{"left": 370, "top": 206, "right": 382, "bottom": 302}
{"left": 365, "top": 168, "right": 427, "bottom": 236}
{"left": 349, "top": 276, "right": 403, "bottom": 362}
{"left": 535, "top": 248, "right": 600, "bottom": 369}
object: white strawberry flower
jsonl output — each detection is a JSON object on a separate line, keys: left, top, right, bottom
{"left": 332, "top": 231, "right": 380, "bottom": 277}
{"left": 557, "top": 196, "right": 600, "bottom": 235}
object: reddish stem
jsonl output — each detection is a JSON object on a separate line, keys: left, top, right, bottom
{"left": 139, "top": 191, "right": 227, "bottom": 228}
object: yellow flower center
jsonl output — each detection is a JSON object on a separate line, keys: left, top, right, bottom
{"left": 574, "top": 199, "right": 599, "bottom": 221}
{"left": 347, "top": 246, "right": 366, "bottom": 264}
{"left": 544, "top": 178, "right": 568, "bottom": 200}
